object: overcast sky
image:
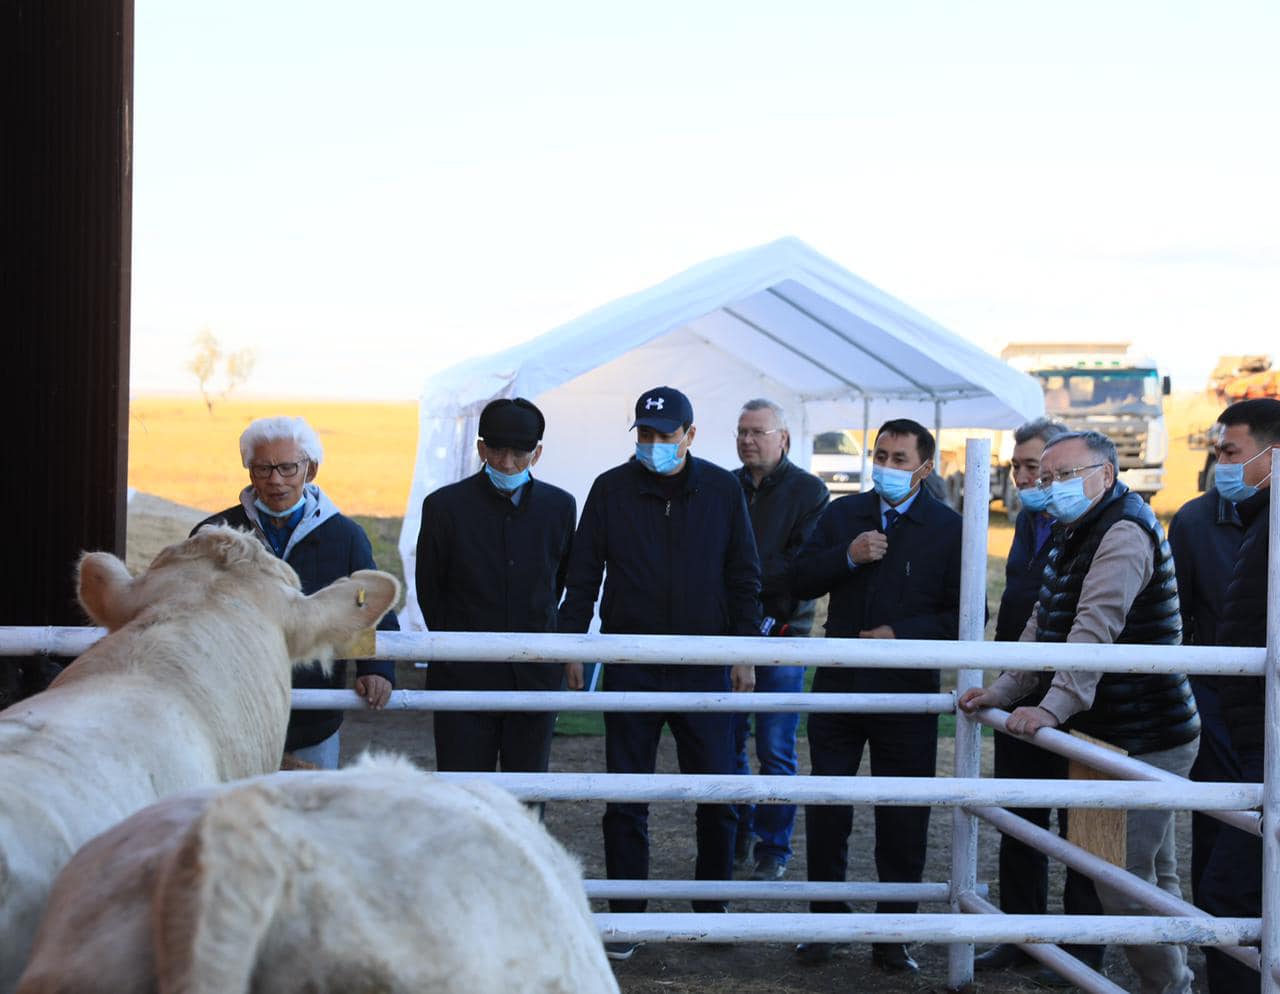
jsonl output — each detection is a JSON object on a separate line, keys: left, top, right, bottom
{"left": 130, "top": 0, "right": 1280, "bottom": 401}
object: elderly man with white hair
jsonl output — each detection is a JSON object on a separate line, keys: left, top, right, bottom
{"left": 193, "top": 416, "right": 399, "bottom": 768}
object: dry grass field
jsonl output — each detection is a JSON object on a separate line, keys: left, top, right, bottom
{"left": 128, "top": 395, "right": 419, "bottom": 518}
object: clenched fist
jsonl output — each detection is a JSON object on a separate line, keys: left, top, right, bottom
{"left": 848, "top": 530, "right": 888, "bottom": 565}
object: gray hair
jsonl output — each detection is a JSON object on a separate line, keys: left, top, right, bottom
{"left": 1042, "top": 430, "right": 1117, "bottom": 472}
{"left": 239, "top": 416, "right": 324, "bottom": 468}
{"left": 740, "top": 398, "right": 788, "bottom": 430}
{"left": 1013, "top": 417, "right": 1070, "bottom": 447}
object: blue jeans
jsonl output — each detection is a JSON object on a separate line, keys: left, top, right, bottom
{"left": 733, "top": 665, "right": 805, "bottom": 863}
{"left": 291, "top": 730, "right": 341, "bottom": 770}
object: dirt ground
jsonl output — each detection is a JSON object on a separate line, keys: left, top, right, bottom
{"left": 341, "top": 699, "right": 1207, "bottom": 994}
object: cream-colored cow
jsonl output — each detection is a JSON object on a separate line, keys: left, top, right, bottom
{"left": 17, "top": 756, "right": 620, "bottom": 994}
{"left": 0, "top": 526, "right": 398, "bottom": 993}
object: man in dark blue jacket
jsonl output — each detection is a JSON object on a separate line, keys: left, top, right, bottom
{"left": 559, "top": 386, "right": 761, "bottom": 961}
{"left": 975, "top": 418, "right": 1105, "bottom": 975}
{"left": 416, "top": 398, "right": 576, "bottom": 774}
{"left": 194, "top": 415, "right": 398, "bottom": 768}
{"left": 1168, "top": 457, "right": 1245, "bottom": 907}
{"left": 792, "top": 418, "right": 962, "bottom": 974}
{"left": 1197, "top": 398, "right": 1280, "bottom": 994}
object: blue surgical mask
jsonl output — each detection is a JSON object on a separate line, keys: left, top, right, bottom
{"left": 635, "top": 442, "right": 683, "bottom": 475}
{"left": 254, "top": 495, "right": 307, "bottom": 519}
{"left": 484, "top": 463, "right": 530, "bottom": 493}
{"left": 1048, "top": 467, "right": 1103, "bottom": 524}
{"left": 1018, "top": 486, "right": 1051, "bottom": 513}
{"left": 1216, "top": 447, "right": 1273, "bottom": 503}
{"left": 871, "top": 464, "right": 918, "bottom": 504}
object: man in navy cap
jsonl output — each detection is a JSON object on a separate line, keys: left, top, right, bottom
{"left": 416, "top": 397, "right": 577, "bottom": 776}
{"left": 559, "top": 385, "right": 762, "bottom": 961}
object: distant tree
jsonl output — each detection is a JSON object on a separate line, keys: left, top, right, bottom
{"left": 187, "top": 328, "right": 255, "bottom": 414}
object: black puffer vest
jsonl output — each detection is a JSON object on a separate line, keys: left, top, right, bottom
{"left": 1034, "top": 483, "right": 1199, "bottom": 756}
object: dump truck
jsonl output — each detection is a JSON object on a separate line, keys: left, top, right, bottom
{"left": 1190, "top": 355, "right": 1278, "bottom": 491}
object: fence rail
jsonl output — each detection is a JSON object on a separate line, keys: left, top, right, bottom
{"left": 3, "top": 443, "right": 1275, "bottom": 993}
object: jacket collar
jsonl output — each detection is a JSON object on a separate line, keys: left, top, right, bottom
{"left": 1214, "top": 492, "right": 1243, "bottom": 527}
{"left": 633, "top": 454, "right": 699, "bottom": 497}
{"left": 737, "top": 456, "right": 792, "bottom": 494}
{"left": 1236, "top": 486, "right": 1271, "bottom": 527}
{"left": 238, "top": 483, "right": 339, "bottom": 559}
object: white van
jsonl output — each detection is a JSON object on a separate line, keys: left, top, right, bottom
{"left": 810, "top": 431, "right": 863, "bottom": 495}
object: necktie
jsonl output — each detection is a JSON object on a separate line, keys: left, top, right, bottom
{"left": 884, "top": 508, "right": 900, "bottom": 533}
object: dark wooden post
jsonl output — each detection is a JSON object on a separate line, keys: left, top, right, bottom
{"left": 1, "top": 0, "right": 134, "bottom": 693}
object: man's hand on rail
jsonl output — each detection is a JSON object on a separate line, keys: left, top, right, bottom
{"left": 354, "top": 675, "right": 392, "bottom": 710}
{"left": 565, "top": 662, "right": 584, "bottom": 691}
{"left": 956, "top": 687, "right": 995, "bottom": 713}
{"left": 858, "top": 625, "right": 896, "bottom": 639}
{"left": 1005, "top": 705, "right": 1060, "bottom": 736}
{"left": 731, "top": 664, "right": 756, "bottom": 693}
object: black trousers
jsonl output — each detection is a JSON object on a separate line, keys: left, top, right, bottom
{"left": 1187, "top": 676, "right": 1244, "bottom": 906}
{"left": 602, "top": 704, "right": 737, "bottom": 914}
{"left": 1199, "top": 822, "right": 1261, "bottom": 994}
{"left": 805, "top": 711, "right": 937, "bottom": 915}
{"left": 433, "top": 709, "right": 556, "bottom": 773}
{"left": 992, "top": 727, "right": 1103, "bottom": 917}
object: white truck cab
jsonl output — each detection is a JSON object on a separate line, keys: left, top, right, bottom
{"left": 1001, "top": 342, "right": 1171, "bottom": 502}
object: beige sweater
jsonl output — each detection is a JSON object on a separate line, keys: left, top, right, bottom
{"left": 984, "top": 520, "right": 1154, "bottom": 724}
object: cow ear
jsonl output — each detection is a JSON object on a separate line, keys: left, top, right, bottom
{"left": 283, "top": 570, "right": 400, "bottom": 662}
{"left": 77, "top": 552, "right": 142, "bottom": 630}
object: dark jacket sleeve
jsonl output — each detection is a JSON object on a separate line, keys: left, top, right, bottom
{"left": 555, "top": 496, "right": 577, "bottom": 607}
{"left": 1167, "top": 506, "right": 1198, "bottom": 647}
{"left": 349, "top": 522, "right": 397, "bottom": 684}
{"left": 558, "top": 479, "right": 607, "bottom": 634}
{"left": 725, "top": 486, "right": 764, "bottom": 637}
{"left": 791, "top": 503, "right": 856, "bottom": 601}
{"left": 890, "top": 522, "right": 963, "bottom": 640}
{"left": 760, "top": 478, "right": 829, "bottom": 618}
{"left": 415, "top": 493, "right": 449, "bottom": 633}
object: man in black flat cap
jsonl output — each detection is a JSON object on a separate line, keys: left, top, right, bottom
{"left": 415, "top": 397, "right": 577, "bottom": 774}
{"left": 558, "top": 385, "right": 762, "bottom": 961}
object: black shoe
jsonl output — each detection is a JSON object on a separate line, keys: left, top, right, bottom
{"left": 871, "top": 943, "right": 919, "bottom": 972}
{"left": 750, "top": 854, "right": 786, "bottom": 881}
{"left": 974, "top": 943, "right": 1031, "bottom": 971}
{"left": 795, "top": 942, "right": 835, "bottom": 965}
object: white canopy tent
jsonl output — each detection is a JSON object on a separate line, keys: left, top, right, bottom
{"left": 398, "top": 236, "right": 1043, "bottom": 629}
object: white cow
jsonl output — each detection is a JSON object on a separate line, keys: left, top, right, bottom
{"left": 17, "top": 756, "right": 621, "bottom": 994}
{"left": 0, "top": 526, "right": 399, "bottom": 993}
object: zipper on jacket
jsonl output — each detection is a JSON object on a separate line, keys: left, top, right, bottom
{"left": 665, "top": 499, "right": 671, "bottom": 517}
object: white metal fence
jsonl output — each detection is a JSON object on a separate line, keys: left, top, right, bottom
{"left": 2, "top": 444, "right": 1277, "bottom": 994}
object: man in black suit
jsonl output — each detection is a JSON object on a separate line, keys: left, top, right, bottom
{"left": 416, "top": 398, "right": 577, "bottom": 775}
{"left": 791, "top": 418, "right": 963, "bottom": 974}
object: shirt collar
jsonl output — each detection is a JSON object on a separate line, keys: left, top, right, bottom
{"left": 880, "top": 487, "right": 921, "bottom": 521}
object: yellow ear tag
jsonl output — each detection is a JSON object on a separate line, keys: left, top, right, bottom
{"left": 356, "top": 587, "right": 367, "bottom": 607}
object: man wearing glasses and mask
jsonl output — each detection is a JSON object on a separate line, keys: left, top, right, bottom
{"left": 194, "top": 416, "right": 399, "bottom": 769}
{"left": 960, "top": 430, "right": 1199, "bottom": 994}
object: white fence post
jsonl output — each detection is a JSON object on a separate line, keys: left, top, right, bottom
{"left": 1262, "top": 449, "right": 1280, "bottom": 994}
{"left": 949, "top": 437, "right": 990, "bottom": 989}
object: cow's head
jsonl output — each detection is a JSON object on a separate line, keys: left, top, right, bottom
{"left": 77, "top": 526, "right": 400, "bottom": 662}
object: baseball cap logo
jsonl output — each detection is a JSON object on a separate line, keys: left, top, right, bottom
{"left": 644, "top": 397, "right": 665, "bottom": 411}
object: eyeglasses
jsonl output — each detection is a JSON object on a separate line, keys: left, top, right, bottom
{"left": 1036, "top": 463, "right": 1104, "bottom": 488}
{"left": 249, "top": 460, "right": 307, "bottom": 480}
{"left": 735, "top": 428, "right": 780, "bottom": 441}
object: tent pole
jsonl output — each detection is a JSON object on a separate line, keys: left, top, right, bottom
{"left": 860, "top": 397, "right": 871, "bottom": 492}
